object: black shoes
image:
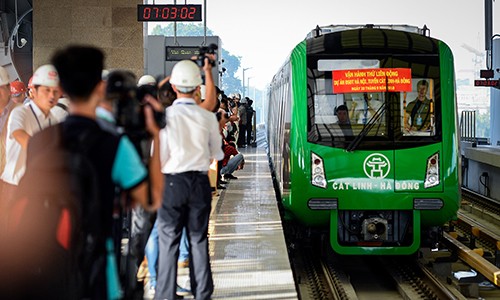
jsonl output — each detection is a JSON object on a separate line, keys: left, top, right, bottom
{"left": 225, "top": 174, "right": 238, "bottom": 180}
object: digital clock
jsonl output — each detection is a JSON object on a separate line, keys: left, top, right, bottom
{"left": 137, "top": 4, "right": 202, "bottom": 22}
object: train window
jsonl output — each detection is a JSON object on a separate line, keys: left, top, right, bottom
{"left": 307, "top": 57, "right": 441, "bottom": 150}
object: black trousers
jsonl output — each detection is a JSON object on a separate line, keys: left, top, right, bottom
{"left": 155, "top": 172, "right": 213, "bottom": 300}
{"left": 237, "top": 124, "right": 247, "bottom": 146}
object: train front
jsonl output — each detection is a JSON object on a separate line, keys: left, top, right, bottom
{"left": 288, "top": 26, "right": 460, "bottom": 255}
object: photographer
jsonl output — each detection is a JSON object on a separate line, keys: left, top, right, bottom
{"left": 156, "top": 57, "right": 223, "bottom": 300}
{"left": 222, "top": 95, "right": 239, "bottom": 144}
{"left": 102, "top": 69, "right": 169, "bottom": 298}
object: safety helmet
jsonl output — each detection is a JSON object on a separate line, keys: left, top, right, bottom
{"left": 32, "top": 64, "right": 59, "bottom": 87}
{"left": 10, "top": 80, "right": 27, "bottom": 95}
{"left": 234, "top": 93, "right": 241, "bottom": 100}
{"left": 0, "top": 66, "right": 10, "bottom": 86}
{"left": 169, "top": 60, "right": 202, "bottom": 91}
{"left": 138, "top": 74, "right": 156, "bottom": 87}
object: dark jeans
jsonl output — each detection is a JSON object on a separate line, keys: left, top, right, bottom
{"left": 246, "top": 125, "right": 253, "bottom": 145}
{"left": 237, "top": 124, "right": 247, "bottom": 146}
{"left": 155, "top": 172, "right": 213, "bottom": 300}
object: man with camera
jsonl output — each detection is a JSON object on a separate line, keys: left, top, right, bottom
{"left": 156, "top": 57, "right": 223, "bottom": 300}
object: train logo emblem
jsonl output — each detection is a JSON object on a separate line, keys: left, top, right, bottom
{"left": 363, "top": 153, "right": 390, "bottom": 179}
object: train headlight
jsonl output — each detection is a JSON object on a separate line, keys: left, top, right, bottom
{"left": 311, "top": 152, "right": 327, "bottom": 188}
{"left": 424, "top": 153, "right": 440, "bottom": 188}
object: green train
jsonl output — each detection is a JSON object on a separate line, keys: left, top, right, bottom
{"left": 267, "top": 25, "right": 460, "bottom": 255}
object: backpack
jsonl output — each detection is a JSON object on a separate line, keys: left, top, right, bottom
{"left": 5, "top": 124, "right": 104, "bottom": 299}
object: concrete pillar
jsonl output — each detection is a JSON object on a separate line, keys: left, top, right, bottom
{"left": 490, "top": 38, "right": 500, "bottom": 146}
{"left": 33, "top": 0, "right": 143, "bottom": 77}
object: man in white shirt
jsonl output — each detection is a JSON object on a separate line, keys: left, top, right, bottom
{"left": 156, "top": 59, "right": 223, "bottom": 300}
{"left": 0, "top": 64, "right": 61, "bottom": 205}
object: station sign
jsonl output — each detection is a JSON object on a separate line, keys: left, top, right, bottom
{"left": 474, "top": 79, "right": 499, "bottom": 87}
{"left": 137, "top": 4, "right": 202, "bottom": 22}
{"left": 166, "top": 46, "right": 200, "bottom": 61}
{"left": 332, "top": 68, "right": 412, "bottom": 93}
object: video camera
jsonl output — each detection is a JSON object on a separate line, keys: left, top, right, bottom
{"left": 105, "top": 70, "right": 166, "bottom": 143}
{"left": 215, "top": 110, "right": 230, "bottom": 122}
{"left": 195, "top": 43, "right": 218, "bottom": 67}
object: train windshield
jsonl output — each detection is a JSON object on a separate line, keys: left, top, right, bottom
{"left": 307, "top": 57, "right": 441, "bottom": 150}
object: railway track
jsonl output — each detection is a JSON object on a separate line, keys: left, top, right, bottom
{"left": 286, "top": 188, "right": 500, "bottom": 299}
{"left": 290, "top": 234, "right": 463, "bottom": 299}
{"left": 436, "top": 187, "right": 500, "bottom": 293}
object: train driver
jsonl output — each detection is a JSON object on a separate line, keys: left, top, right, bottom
{"left": 335, "top": 104, "right": 353, "bottom": 136}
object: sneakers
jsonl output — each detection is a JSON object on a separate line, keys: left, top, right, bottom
{"left": 146, "top": 282, "right": 191, "bottom": 298}
{"left": 176, "top": 285, "right": 192, "bottom": 297}
{"left": 143, "top": 279, "right": 156, "bottom": 299}
{"left": 224, "top": 174, "right": 238, "bottom": 180}
{"left": 178, "top": 259, "right": 189, "bottom": 268}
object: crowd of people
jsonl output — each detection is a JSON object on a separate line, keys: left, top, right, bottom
{"left": 0, "top": 44, "right": 255, "bottom": 300}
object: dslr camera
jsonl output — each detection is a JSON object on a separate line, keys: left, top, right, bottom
{"left": 195, "top": 43, "right": 218, "bottom": 67}
{"left": 215, "top": 110, "right": 230, "bottom": 122}
{"left": 106, "top": 70, "right": 166, "bottom": 143}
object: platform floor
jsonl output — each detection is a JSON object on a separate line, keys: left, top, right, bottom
{"left": 204, "top": 146, "right": 297, "bottom": 299}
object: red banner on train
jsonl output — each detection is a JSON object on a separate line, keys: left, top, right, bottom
{"left": 332, "top": 68, "right": 412, "bottom": 93}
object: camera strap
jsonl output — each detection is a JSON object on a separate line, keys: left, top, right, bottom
{"left": 29, "top": 103, "right": 51, "bottom": 131}
{"left": 173, "top": 100, "right": 196, "bottom": 106}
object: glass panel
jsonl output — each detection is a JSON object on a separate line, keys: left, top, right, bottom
{"left": 401, "top": 78, "right": 436, "bottom": 136}
{"left": 307, "top": 56, "right": 441, "bottom": 149}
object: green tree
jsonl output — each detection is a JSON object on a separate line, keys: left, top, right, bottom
{"left": 150, "top": 23, "right": 242, "bottom": 93}
{"left": 476, "top": 111, "right": 490, "bottom": 138}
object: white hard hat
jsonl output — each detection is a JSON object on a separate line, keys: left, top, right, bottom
{"left": 170, "top": 60, "right": 202, "bottom": 91}
{"left": 32, "top": 64, "right": 59, "bottom": 87}
{"left": 0, "top": 66, "right": 10, "bottom": 86}
{"left": 138, "top": 74, "right": 156, "bottom": 87}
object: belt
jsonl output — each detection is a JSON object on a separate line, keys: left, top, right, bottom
{"left": 167, "top": 171, "right": 208, "bottom": 176}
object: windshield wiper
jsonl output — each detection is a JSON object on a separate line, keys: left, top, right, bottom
{"left": 346, "top": 102, "right": 387, "bottom": 152}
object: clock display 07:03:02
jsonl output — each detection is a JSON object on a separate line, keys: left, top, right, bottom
{"left": 137, "top": 5, "right": 202, "bottom": 22}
